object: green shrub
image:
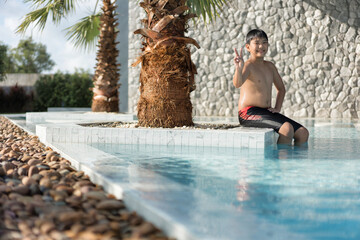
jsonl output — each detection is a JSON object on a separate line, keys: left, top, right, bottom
{"left": 0, "top": 88, "right": 6, "bottom": 111}
{"left": 33, "top": 70, "right": 93, "bottom": 111}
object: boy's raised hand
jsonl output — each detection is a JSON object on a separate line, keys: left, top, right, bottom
{"left": 234, "top": 47, "right": 244, "bottom": 70}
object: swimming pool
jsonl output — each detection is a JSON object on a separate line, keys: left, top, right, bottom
{"left": 91, "top": 119, "right": 360, "bottom": 240}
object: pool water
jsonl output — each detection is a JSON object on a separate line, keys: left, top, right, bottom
{"left": 91, "top": 120, "right": 360, "bottom": 240}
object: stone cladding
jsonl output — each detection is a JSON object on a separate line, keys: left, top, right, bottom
{"left": 128, "top": 0, "right": 360, "bottom": 118}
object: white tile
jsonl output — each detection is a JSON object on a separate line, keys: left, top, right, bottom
{"left": 167, "top": 130, "right": 175, "bottom": 146}
{"left": 113, "top": 128, "right": 126, "bottom": 144}
{"left": 159, "top": 130, "right": 167, "bottom": 145}
{"left": 91, "top": 128, "right": 99, "bottom": 143}
{"left": 180, "top": 131, "right": 189, "bottom": 147}
{"left": 71, "top": 127, "right": 79, "bottom": 143}
{"left": 255, "top": 133, "right": 263, "bottom": 142}
{"left": 225, "top": 131, "right": 234, "bottom": 148}
{"left": 153, "top": 130, "right": 160, "bottom": 145}
{"left": 232, "top": 133, "right": 241, "bottom": 148}
{"left": 78, "top": 128, "right": 85, "bottom": 143}
{"left": 211, "top": 131, "right": 219, "bottom": 147}
{"left": 256, "top": 141, "right": 265, "bottom": 148}
{"left": 38, "top": 118, "right": 274, "bottom": 148}
{"left": 122, "top": 129, "right": 129, "bottom": 144}
{"left": 59, "top": 128, "right": 66, "bottom": 142}
{"left": 241, "top": 136, "right": 249, "bottom": 148}
{"left": 188, "top": 131, "right": 196, "bottom": 147}
{"left": 131, "top": 129, "right": 139, "bottom": 144}
{"left": 138, "top": 129, "right": 147, "bottom": 144}
{"left": 249, "top": 136, "right": 257, "bottom": 148}
{"left": 98, "top": 129, "right": 106, "bottom": 143}
{"left": 146, "top": 130, "right": 154, "bottom": 145}
{"left": 52, "top": 127, "right": 59, "bottom": 142}
{"left": 218, "top": 131, "right": 228, "bottom": 148}
{"left": 110, "top": 129, "right": 115, "bottom": 144}
{"left": 84, "top": 128, "right": 91, "bottom": 143}
{"left": 202, "top": 131, "right": 212, "bottom": 147}
{"left": 195, "top": 131, "right": 204, "bottom": 147}
{"left": 105, "top": 129, "right": 112, "bottom": 143}
{"left": 112, "top": 129, "right": 120, "bottom": 144}
{"left": 174, "top": 130, "right": 182, "bottom": 146}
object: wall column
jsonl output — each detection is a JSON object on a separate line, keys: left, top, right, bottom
{"left": 116, "top": 0, "right": 129, "bottom": 113}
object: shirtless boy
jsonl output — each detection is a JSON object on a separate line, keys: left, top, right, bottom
{"left": 233, "top": 29, "right": 309, "bottom": 145}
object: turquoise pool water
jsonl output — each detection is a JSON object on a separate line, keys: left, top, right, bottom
{"left": 91, "top": 120, "right": 360, "bottom": 240}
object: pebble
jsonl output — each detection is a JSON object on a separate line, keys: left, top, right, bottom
{"left": 39, "top": 177, "right": 52, "bottom": 189}
{"left": 3, "top": 162, "right": 16, "bottom": 172}
{"left": 84, "top": 191, "right": 107, "bottom": 201}
{"left": 21, "top": 154, "right": 31, "bottom": 162}
{"left": 12, "top": 185, "right": 29, "bottom": 195}
{"left": 28, "top": 158, "right": 43, "bottom": 166}
{"left": 40, "top": 221, "right": 55, "bottom": 234}
{"left": 17, "top": 165, "right": 29, "bottom": 176}
{"left": 133, "top": 222, "right": 158, "bottom": 237}
{"left": 96, "top": 199, "right": 125, "bottom": 210}
{"left": 28, "top": 165, "right": 39, "bottom": 177}
{"left": 0, "top": 116, "right": 170, "bottom": 239}
{"left": 58, "top": 211, "right": 84, "bottom": 222}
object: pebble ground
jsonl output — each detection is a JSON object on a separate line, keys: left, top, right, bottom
{"left": 0, "top": 116, "right": 173, "bottom": 240}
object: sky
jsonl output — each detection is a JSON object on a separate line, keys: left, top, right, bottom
{"left": 0, "top": 0, "right": 99, "bottom": 74}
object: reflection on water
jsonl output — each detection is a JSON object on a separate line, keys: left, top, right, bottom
{"left": 91, "top": 122, "right": 360, "bottom": 240}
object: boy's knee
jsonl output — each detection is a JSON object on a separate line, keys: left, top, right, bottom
{"left": 295, "top": 127, "right": 309, "bottom": 142}
{"left": 279, "top": 122, "right": 294, "bottom": 138}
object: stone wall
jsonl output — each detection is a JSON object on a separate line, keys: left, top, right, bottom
{"left": 0, "top": 74, "right": 40, "bottom": 94}
{"left": 128, "top": 0, "right": 360, "bottom": 118}
{"left": 0, "top": 74, "right": 40, "bottom": 87}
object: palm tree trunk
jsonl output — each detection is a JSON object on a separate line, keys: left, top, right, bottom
{"left": 133, "top": 0, "right": 199, "bottom": 128}
{"left": 91, "top": 0, "right": 120, "bottom": 112}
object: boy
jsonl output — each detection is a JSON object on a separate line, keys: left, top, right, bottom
{"left": 233, "top": 29, "right": 309, "bottom": 145}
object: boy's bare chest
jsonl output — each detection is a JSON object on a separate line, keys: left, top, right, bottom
{"left": 250, "top": 67, "right": 273, "bottom": 86}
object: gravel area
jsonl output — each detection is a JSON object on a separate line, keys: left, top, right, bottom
{"left": 81, "top": 121, "right": 240, "bottom": 130}
{"left": 0, "top": 116, "right": 173, "bottom": 240}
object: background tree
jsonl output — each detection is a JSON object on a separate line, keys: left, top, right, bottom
{"left": 33, "top": 70, "right": 93, "bottom": 111}
{"left": 0, "top": 43, "right": 8, "bottom": 81}
{"left": 17, "top": 0, "right": 119, "bottom": 112}
{"left": 8, "top": 37, "right": 55, "bottom": 73}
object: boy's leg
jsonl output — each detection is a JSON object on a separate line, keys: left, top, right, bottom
{"left": 277, "top": 122, "right": 294, "bottom": 144}
{"left": 238, "top": 107, "right": 309, "bottom": 144}
{"left": 272, "top": 113, "right": 308, "bottom": 145}
{"left": 294, "top": 127, "right": 309, "bottom": 145}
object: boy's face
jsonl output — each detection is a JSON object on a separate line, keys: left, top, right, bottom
{"left": 246, "top": 37, "right": 269, "bottom": 58}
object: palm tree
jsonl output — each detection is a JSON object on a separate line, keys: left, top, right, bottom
{"left": 91, "top": 0, "right": 119, "bottom": 112}
{"left": 17, "top": 0, "right": 228, "bottom": 121}
{"left": 17, "top": 0, "right": 119, "bottom": 112}
{"left": 133, "top": 0, "right": 227, "bottom": 127}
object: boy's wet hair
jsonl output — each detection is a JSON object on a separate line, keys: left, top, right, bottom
{"left": 246, "top": 29, "right": 268, "bottom": 44}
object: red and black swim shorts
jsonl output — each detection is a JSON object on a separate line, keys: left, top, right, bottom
{"left": 238, "top": 106, "right": 303, "bottom": 133}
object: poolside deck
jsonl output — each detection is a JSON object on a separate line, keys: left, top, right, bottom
{"left": 25, "top": 111, "right": 277, "bottom": 149}
{"left": 7, "top": 111, "right": 280, "bottom": 240}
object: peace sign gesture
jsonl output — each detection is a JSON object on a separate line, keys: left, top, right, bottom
{"left": 233, "top": 47, "right": 244, "bottom": 70}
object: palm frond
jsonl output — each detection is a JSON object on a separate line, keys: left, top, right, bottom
{"left": 16, "top": 7, "right": 51, "bottom": 33}
{"left": 186, "top": 0, "right": 228, "bottom": 23}
{"left": 24, "top": 0, "right": 77, "bottom": 13}
{"left": 65, "top": 13, "right": 101, "bottom": 51}
{"left": 17, "top": 0, "right": 78, "bottom": 34}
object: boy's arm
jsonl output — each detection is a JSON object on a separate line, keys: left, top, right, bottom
{"left": 270, "top": 62, "right": 285, "bottom": 113}
{"left": 232, "top": 48, "right": 250, "bottom": 88}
